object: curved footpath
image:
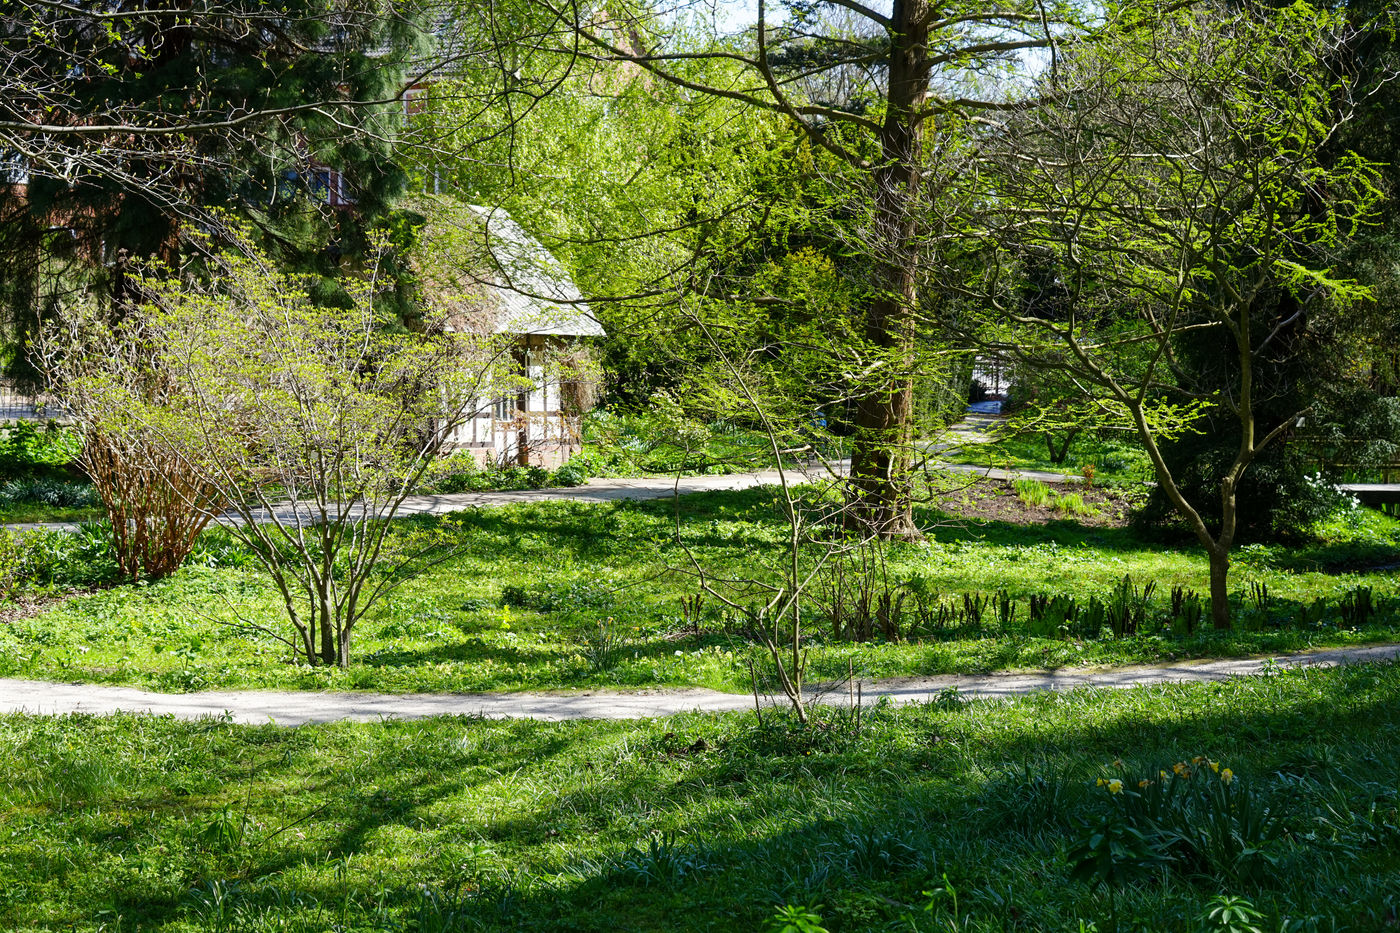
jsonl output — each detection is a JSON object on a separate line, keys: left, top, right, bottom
{"left": 2, "top": 643, "right": 1397, "bottom": 726}
{"left": 0, "top": 411, "right": 1077, "bottom": 535}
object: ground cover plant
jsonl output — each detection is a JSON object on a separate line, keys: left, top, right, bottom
{"left": 939, "top": 426, "right": 1154, "bottom": 486}
{"left": 570, "top": 409, "right": 843, "bottom": 478}
{"left": 0, "top": 423, "right": 102, "bottom": 524}
{"left": 0, "top": 486, "right": 1396, "bottom": 696}
{"left": 1, "top": 662, "right": 1399, "bottom": 931}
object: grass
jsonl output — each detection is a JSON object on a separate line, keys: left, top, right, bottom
{"left": 1054, "top": 491, "right": 1094, "bottom": 517}
{"left": 0, "top": 502, "right": 103, "bottom": 524}
{"left": 940, "top": 425, "right": 1153, "bottom": 485}
{"left": 1013, "top": 478, "right": 1051, "bottom": 507}
{"left": 1012, "top": 479, "right": 1096, "bottom": 517}
{"left": 1, "top": 488, "right": 1398, "bottom": 696}
{"left": 2, "top": 661, "right": 1399, "bottom": 930}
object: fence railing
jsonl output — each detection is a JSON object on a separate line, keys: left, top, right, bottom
{"left": 0, "top": 380, "right": 53, "bottom": 422}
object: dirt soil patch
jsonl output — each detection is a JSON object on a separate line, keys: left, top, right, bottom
{"left": 931, "top": 477, "right": 1142, "bottom": 528}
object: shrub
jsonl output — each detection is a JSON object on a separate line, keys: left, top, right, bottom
{"left": 41, "top": 230, "right": 514, "bottom": 667}
{"left": 553, "top": 459, "right": 590, "bottom": 487}
{"left": 34, "top": 304, "right": 226, "bottom": 580}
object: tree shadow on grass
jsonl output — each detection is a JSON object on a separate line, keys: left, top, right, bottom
{"left": 19, "top": 715, "right": 587, "bottom": 928}
{"left": 432, "top": 664, "right": 1400, "bottom": 930}
{"left": 15, "top": 661, "right": 1400, "bottom": 931}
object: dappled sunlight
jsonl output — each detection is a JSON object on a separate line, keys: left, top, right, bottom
{"left": 5, "top": 662, "right": 1400, "bottom": 929}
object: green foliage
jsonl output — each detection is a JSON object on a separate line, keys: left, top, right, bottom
{"left": 1015, "top": 478, "right": 1051, "bottom": 508}
{"left": 766, "top": 903, "right": 829, "bottom": 933}
{"left": 418, "top": 455, "right": 564, "bottom": 494}
{"left": 1138, "top": 442, "right": 1358, "bottom": 543}
{"left": 0, "top": 478, "right": 98, "bottom": 510}
{"left": 946, "top": 428, "right": 1153, "bottom": 485}
{"left": 3, "top": 663, "right": 1400, "bottom": 929}
{"left": 1, "top": 492, "right": 1397, "bottom": 693}
{"left": 1073, "top": 758, "right": 1293, "bottom": 886}
{"left": 0, "top": 523, "right": 121, "bottom": 593}
{"left": 1198, "top": 894, "right": 1266, "bottom": 933}
{"left": 2, "top": 1, "right": 427, "bottom": 364}
{"left": 0, "top": 423, "right": 80, "bottom": 476}
{"left": 1055, "top": 492, "right": 1094, "bottom": 517}
{"left": 575, "top": 409, "right": 824, "bottom": 476}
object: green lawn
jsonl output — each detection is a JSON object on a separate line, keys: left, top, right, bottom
{"left": 0, "top": 502, "right": 103, "bottom": 524}
{"left": 935, "top": 424, "right": 1155, "bottom": 485}
{"left": 2, "top": 488, "right": 1397, "bottom": 696}
{"left": 2, "top": 661, "right": 1398, "bottom": 931}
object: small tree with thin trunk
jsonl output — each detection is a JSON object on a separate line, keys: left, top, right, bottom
{"left": 971, "top": 1, "right": 1383, "bottom": 628}
{"left": 45, "top": 231, "right": 517, "bottom": 666}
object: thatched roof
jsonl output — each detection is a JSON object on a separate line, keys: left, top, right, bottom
{"left": 411, "top": 198, "right": 604, "bottom": 338}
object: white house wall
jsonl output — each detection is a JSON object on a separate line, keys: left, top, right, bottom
{"left": 443, "top": 335, "right": 584, "bottom": 469}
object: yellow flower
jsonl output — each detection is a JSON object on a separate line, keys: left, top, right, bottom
{"left": 1221, "top": 769, "right": 1234, "bottom": 785}
{"left": 1096, "top": 778, "right": 1107, "bottom": 787}
{"left": 1172, "top": 762, "right": 1190, "bottom": 777}
{"left": 1107, "top": 779, "right": 1123, "bottom": 795}
{"left": 1210, "top": 761, "right": 1220, "bottom": 774}
{"left": 1192, "top": 756, "right": 1206, "bottom": 766}
{"left": 1138, "top": 779, "right": 1152, "bottom": 789}
{"left": 1159, "top": 770, "right": 1169, "bottom": 780}
{"left": 1113, "top": 759, "right": 1124, "bottom": 770}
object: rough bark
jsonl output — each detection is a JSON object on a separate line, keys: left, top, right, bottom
{"left": 847, "top": 0, "right": 929, "bottom": 540}
{"left": 1207, "top": 546, "right": 1231, "bottom": 631}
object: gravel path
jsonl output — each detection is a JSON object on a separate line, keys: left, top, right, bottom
{"left": 3, "top": 643, "right": 1395, "bottom": 726}
{"left": 2, "top": 411, "right": 1093, "bottom": 534}
{"left": 1, "top": 468, "right": 836, "bottom": 534}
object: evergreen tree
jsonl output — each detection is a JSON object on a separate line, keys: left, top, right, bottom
{"left": 0, "top": 0, "right": 430, "bottom": 374}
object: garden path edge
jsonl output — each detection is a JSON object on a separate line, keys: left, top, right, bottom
{"left": 0, "top": 642, "right": 1395, "bottom": 726}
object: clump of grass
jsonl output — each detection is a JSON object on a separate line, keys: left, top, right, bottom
{"left": 1015, "top": 478, "right": 1052, "bottom": 507}
{"left": 1053, "top": 492, "right": 1095, "bottom": 516}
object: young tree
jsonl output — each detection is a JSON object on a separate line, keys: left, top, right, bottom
{"left": 41, "top": 231, "right": 517, "bottom": 666}
{"left": 972, "top": 2, "right": 1384, "bottom": 627}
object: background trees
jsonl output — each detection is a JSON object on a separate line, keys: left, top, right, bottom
{"left": 971, "top": 1, "right": 1384, "bottom": 627}
{"left": 475, "top": 0, "right": 1057, "bottom": 537}
{"left": 0, "top": 0, "right": 432, "bottom": 374}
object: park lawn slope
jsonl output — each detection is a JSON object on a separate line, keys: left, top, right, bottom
{"left": 1, "top": 661, "right": 1398, "bottom": 931}
{"left": 0, "top": 491, "right": 1397, "bottom": 695}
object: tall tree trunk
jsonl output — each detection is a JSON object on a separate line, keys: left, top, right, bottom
{"left": 1207, "top": 545, "right": 1231, "bottom": 630}
{"left": 1210, "top": 473, "right": 1241, "bottom": 630}
{"left": 847, "top": 0, "right": 929, "bottom": 540}
{"left": 319, "top": 585, "right": 336, "bottom": 665}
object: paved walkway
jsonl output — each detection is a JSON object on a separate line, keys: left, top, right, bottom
{"left": 1, "top": 469, "right": 836, "bottom": 534}
{"left": 3, "top": 644, "right": 1395, "bottom": 726}
{"left": 3, "top": 413, "right": 1082, "bottom": 534}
